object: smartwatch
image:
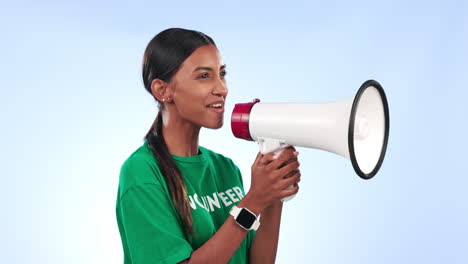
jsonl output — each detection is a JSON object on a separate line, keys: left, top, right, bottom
{"left": 230, "top": 205, "right": 260, "bottom": 231}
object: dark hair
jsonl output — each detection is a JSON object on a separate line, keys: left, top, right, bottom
{"left": 142, "top": 28, "right": 216, "bottom": 238}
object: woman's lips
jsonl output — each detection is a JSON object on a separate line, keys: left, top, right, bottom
{"left": 207, "top": 105, "right": 225, "bottom": 113}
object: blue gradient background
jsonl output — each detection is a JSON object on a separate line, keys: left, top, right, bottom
{"left": 1, "top": 0, "right": 467, "bottom": 263}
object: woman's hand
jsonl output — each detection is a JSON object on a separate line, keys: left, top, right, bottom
{"left": 242, "top": 147, "right": 301, "bottom": 214}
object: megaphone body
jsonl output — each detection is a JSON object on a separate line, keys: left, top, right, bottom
{"left": 231, "top": 80, "right": 390, "bottom": 202}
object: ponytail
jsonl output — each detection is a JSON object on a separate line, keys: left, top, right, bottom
{"left": 141, "top": 28, "right": 216, "bottom": 238}
{"left": 144, "top": 111, "right": 194, "bottom": 237}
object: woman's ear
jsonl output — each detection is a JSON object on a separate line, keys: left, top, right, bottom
{"left": 151, "top": 79, "right": 172, "bottom": 102}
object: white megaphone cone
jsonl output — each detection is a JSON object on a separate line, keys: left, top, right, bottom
{"left": 231, "top": 80, "right": 390, "bottom": 202}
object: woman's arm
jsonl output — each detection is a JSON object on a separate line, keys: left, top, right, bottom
{"left": 182, "top": 149, "right": 300, "bottom": 264}
{"left": 249, "top": 201, "right": 283, "bottom": 264}
{"left": 182, "top": 193, "right": 262, "bottom": 264}
{"left": 249, "top": 149, "right": 300, "bottom": 264}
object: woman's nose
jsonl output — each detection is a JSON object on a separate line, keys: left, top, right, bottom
{"left": 213, "top": 79, "right": 228, "bottom": 97}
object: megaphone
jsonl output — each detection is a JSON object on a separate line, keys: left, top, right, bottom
{"left": 231, "top": 80, "right": 390, "bottom": 202}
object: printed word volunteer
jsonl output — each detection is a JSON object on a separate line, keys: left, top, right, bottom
{"left": 188, "top": 187, "right": 244, "bottom": 212}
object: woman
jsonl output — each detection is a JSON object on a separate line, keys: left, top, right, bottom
{"left": 116, "top": 28, "right": 301, "bottom": 264}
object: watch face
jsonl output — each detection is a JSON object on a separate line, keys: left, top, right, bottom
{"left": 237, "top": 208, "right": 256, "bottom": 230}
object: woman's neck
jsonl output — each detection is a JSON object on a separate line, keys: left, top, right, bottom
{"left": 161, "top": 110, "right": 201, "bottom": 157}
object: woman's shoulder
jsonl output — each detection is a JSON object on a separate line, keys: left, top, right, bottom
{"left": 199, "top": 146, "right": 239, "bottom": 170}
{"left": 199, "top": 146, "right": 228, "bottom": 160}
{"left": 199, "top": 146, "right": 245, "bottom": 189}
{"left": 121, "top": 141, "right": 157, "bottom": 171}
{"left": 118, "top": 142, "right": 164, "bottom": 197}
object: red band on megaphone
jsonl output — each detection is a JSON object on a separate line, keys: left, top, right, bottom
{"left": 231, "top": 98, "right": 261, "bottom": 141}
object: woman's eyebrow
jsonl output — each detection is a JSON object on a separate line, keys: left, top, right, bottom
{"left": 193, "top": 64, "right": 227, "bottom": 72}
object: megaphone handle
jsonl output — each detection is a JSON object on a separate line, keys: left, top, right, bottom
{"left": 273, "top": 148, "right": 297, "bottom": 202}
{"left": 257, "top": 138, "right": 297, "bottom": 202}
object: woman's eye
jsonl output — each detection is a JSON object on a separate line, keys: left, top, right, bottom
{"left": 220, "top": 70, "right": 227, "bottom": 77}
{"left": 198, "top": 73, "right": 209, "bottom": 79}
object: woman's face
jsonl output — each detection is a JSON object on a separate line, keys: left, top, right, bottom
{"left": 167, "top": 44, "right": 228, "bottom": 129}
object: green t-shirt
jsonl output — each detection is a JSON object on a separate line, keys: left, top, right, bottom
{"left": 116, "top": 140, "right": 256, "bottom": 264}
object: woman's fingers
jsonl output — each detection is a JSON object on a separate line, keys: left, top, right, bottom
{"left": 279, "top": 170, "right": 301, "bottom": 189}
{"left": 259, "top": 152, "right": 277, "bottom": 166}
{"left": 250, "top": 147, "right": 301, "bottom": 207}
{"left": 266, "top": 148, "right": 297, "bottom": 171}
{"left": 276, "top": 161, "right": 300, "bottom": 179}
{"left": 280, "top": 183, "right": 300, "bottom": 198}
{"left": 252, "top": 152, "right": 263, "bottom": 167}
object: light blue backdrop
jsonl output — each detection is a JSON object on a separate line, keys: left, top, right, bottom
{"left": 1, "top": 0, "right": 467, "bottom": 263}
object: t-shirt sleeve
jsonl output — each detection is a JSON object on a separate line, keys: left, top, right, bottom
{"left": 118, "top": 159, "right": 193, "bottom": 264}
